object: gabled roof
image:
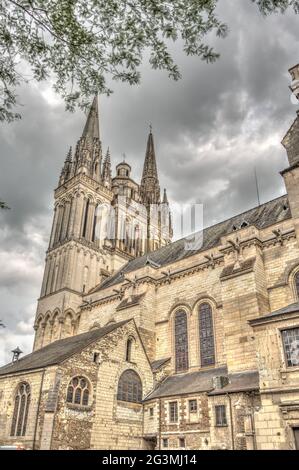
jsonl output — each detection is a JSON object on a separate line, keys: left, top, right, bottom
{"left": 0, "top": 320, "right": 130, "bottom": 376}
{"left": 91, "top": 195, "right": 291, "bottom": 293}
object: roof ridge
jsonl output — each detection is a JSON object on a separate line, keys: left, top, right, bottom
{"left": 0, "top": 319, "right": 131, "bottom": 374}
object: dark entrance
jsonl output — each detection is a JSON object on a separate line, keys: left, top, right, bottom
{"left": 293, "top": 428, "right": 299, "bottom": 450}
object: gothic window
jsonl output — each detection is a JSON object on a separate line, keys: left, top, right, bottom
{"left": 82, "top": 199, "right": 90, "bottom": 238}
{"left": 92, "top": 204, "right": 99, "bottom": 242}
{"left": 174, "top": 311, "right": 189, "bottom": 373}
{"left": 117, "top": 370, "right": 142, "bottom": 403}
{"left": 11, "top": 383, "right": 31, "bottom": 437}
{"left": 66, "top": 376, "right": 91, "bottom": 406}
{"left": 199, "top": 303, "right": 215, "bottom": 367}
{"left": 126, "top": 338, "right": 133, "bottom": 362}
{"left": 295, "top": 272, "right": 299, "bottom": 299}
{"left": 282, "top": 328, "right": 299, "bottom": 367}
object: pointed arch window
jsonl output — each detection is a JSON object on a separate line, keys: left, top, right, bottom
{"left": 82, "top": 199, "right": 90, "bottom": 238}
{"left": 126, "top": 337, "right": 134, "bottom": 362}
{"left": 66, "top": 376, "right": 90, "bottom": 406}
{"left": 174, "top": 310, "right": 189, "bottom": 373}
{"left": 11, "top": 383, "right": 31, "bottom": 437}
{"left": 295, "top": 272, "right": 299, "bottom": 299}
{"left": 117, "top": 370, "right": 142, "bottom": 403}
{"left": 199, "top": 303, "right": 215, "bottom": 367}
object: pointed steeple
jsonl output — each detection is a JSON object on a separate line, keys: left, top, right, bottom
{"left": 72, "top": 95, "right": 103, "bottom": 181}
{"left": 82, "top": 95, "right": 100, "bottom": 142}
{"left": 163, "top": 188, "right": 168, "bottom": 204}
{"left": 102, "top": 148, "right": 112, "bottom": 188}
{"left": 59, "top": 146, "right": 73, "bottom": 185}
{"left": 141, "top": 127, "right": 158, "bottom": 181}
{"left": 140, "top": 127, "right": 161, "bottom": 205}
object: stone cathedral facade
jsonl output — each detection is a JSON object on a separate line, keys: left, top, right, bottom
{"left": 1, "top": 65, "right": 299, "bottom": 451}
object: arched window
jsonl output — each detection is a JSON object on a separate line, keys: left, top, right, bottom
{"left": 295, "top": 272, "right": 299, "bottom": 299}
{"left": 66, "top": 376, "right": 90, "bottom": 406}
{"left": 11, "top": 382, "right": 31, "bottom": 437}
{"left": 82, "top": 199, "right": 90, "bottom": 239}
{"left": 174, "top": 311, "right": 189, "bottom": 373}
{"left": 199, "top": 303, "right": 215, "bottom": 367}
{"left": 117, "top": 370, "right": 142, "bottom": 403}
{"left": 126, "top": 338, "right": 133, "bottom": 362}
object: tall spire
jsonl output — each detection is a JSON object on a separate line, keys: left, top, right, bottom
{"left": 72, "top": 95, "right": 102, "bottom": 182}
{"left": 102, "top": 148, "right": 112, "bottom": 188}
{"left": 82, "top": 95, "right": 100, "bottom": 141}
{"left": 140, "top": 127, "right": 160, "bottom": 204}
{"left": 163, "top": 188, "right": 168, "bottom": 204}
{"left": 141, "top": 127, "right": 158, "bottom": 181}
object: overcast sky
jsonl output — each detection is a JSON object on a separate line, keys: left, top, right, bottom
{"left": 0, "top": 1, "right": 298, "bottom": 365}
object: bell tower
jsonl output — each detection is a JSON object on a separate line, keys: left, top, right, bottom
{"left": 33, "top": 97, "right": 128, "bottom": 350}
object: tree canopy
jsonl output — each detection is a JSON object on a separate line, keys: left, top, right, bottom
{"left": 0, "top": 0, "right": 298, "bottom": 121}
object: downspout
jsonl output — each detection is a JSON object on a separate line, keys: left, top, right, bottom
{"left": 158, "top": 398, "right": 162, "bottom": 451}
{"left": 32, "top": 369, "right": 46, "bottom": 450}
{"left": 227, "top": 394, "right": 235, "bottom": 450}
{"left": 250, "top": 393, "right": 257, "bottom": 450}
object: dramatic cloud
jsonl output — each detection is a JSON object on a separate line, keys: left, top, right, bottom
{"left": 0, "top": 0, "right": 298, "bottom": 364}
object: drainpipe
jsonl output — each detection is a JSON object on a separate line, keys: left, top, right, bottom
{"left": 227, "top": 394, "right": 235, "bottom": 450}
{"left": 250, "top": 393, "right": 257, "bottom": 450}
{"left": 158, "top": 398, "right": 162, "bottom": 451}
{"left": 32, "top": 369, "right": 46, "bottom": 450}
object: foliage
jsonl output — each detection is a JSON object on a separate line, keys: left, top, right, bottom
{"left": 0, "top": 0, "right": 298, "bottom": 121}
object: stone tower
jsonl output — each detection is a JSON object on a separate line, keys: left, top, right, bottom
{"left": 139, "top": 129, "right": 173, "bottom": 252}
{"left": 34, "top": 98, "right": 125, "bottom": 350}
{"left": 282, "top": 63, "right": 299, "bottom": 241}
{"left": 33, "top": 99, "right": 173, "bottom": 350}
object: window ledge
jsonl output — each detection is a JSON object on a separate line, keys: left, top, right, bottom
{"left": 281, "top": 366, "right": 299, "bottom": 374}
{"left": 215, "top": 424, "right": 228, "bottom": 428}
{"left": 66, "top": 404, "right": 92, "bottom": 412}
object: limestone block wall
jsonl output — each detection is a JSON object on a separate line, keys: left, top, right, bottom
{"left": 0, "top": 367, "right": 57, "bottom": 449}
{"left": 90, "top": 321, "right": 153, "bottom": 450}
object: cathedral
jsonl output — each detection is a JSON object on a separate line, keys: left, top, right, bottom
{"left": 1, "top": 64, "right": 299, "bottom": 451}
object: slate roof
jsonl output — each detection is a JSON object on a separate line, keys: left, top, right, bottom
{"left": 0, "top": 320, "right": 130, "bottom": 376}
{"left": 145, "top": 367, "right": 259, "bottom": 400}
{"left": 249, "top": 302, "right": 299, "bottom": 325}
{"left": 91, "top": 195, "right": 290, "bottom": 293}
{"left": 144, "top": 366, "right": 228, "bottom": 400}
{"left": 151, "top": 357, "right": 171, "bottom": 371}
{"left": 208, "top": 370, "right": 259, "bottom": 396}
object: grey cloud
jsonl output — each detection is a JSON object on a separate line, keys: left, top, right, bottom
{"left": 0, "top": 0, "right": 298, "bottom": 363}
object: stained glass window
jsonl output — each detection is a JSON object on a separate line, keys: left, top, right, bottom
{"left": 66, "top": 376, "right": 90, "bottom": 406}
{"left": 199, "top": 303, "right": 215, "bottom": 367}
{"left": 175, "top": 311, "right": 188, "bottom": 372}
{"left": 296, "top": 272, "right": 299, "bottom": 299}
{"left": 117, "top": 370, "right": 142, "bottom": 403}
{"left": 11, "top": 382, "right": 31, "bottom": 437}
